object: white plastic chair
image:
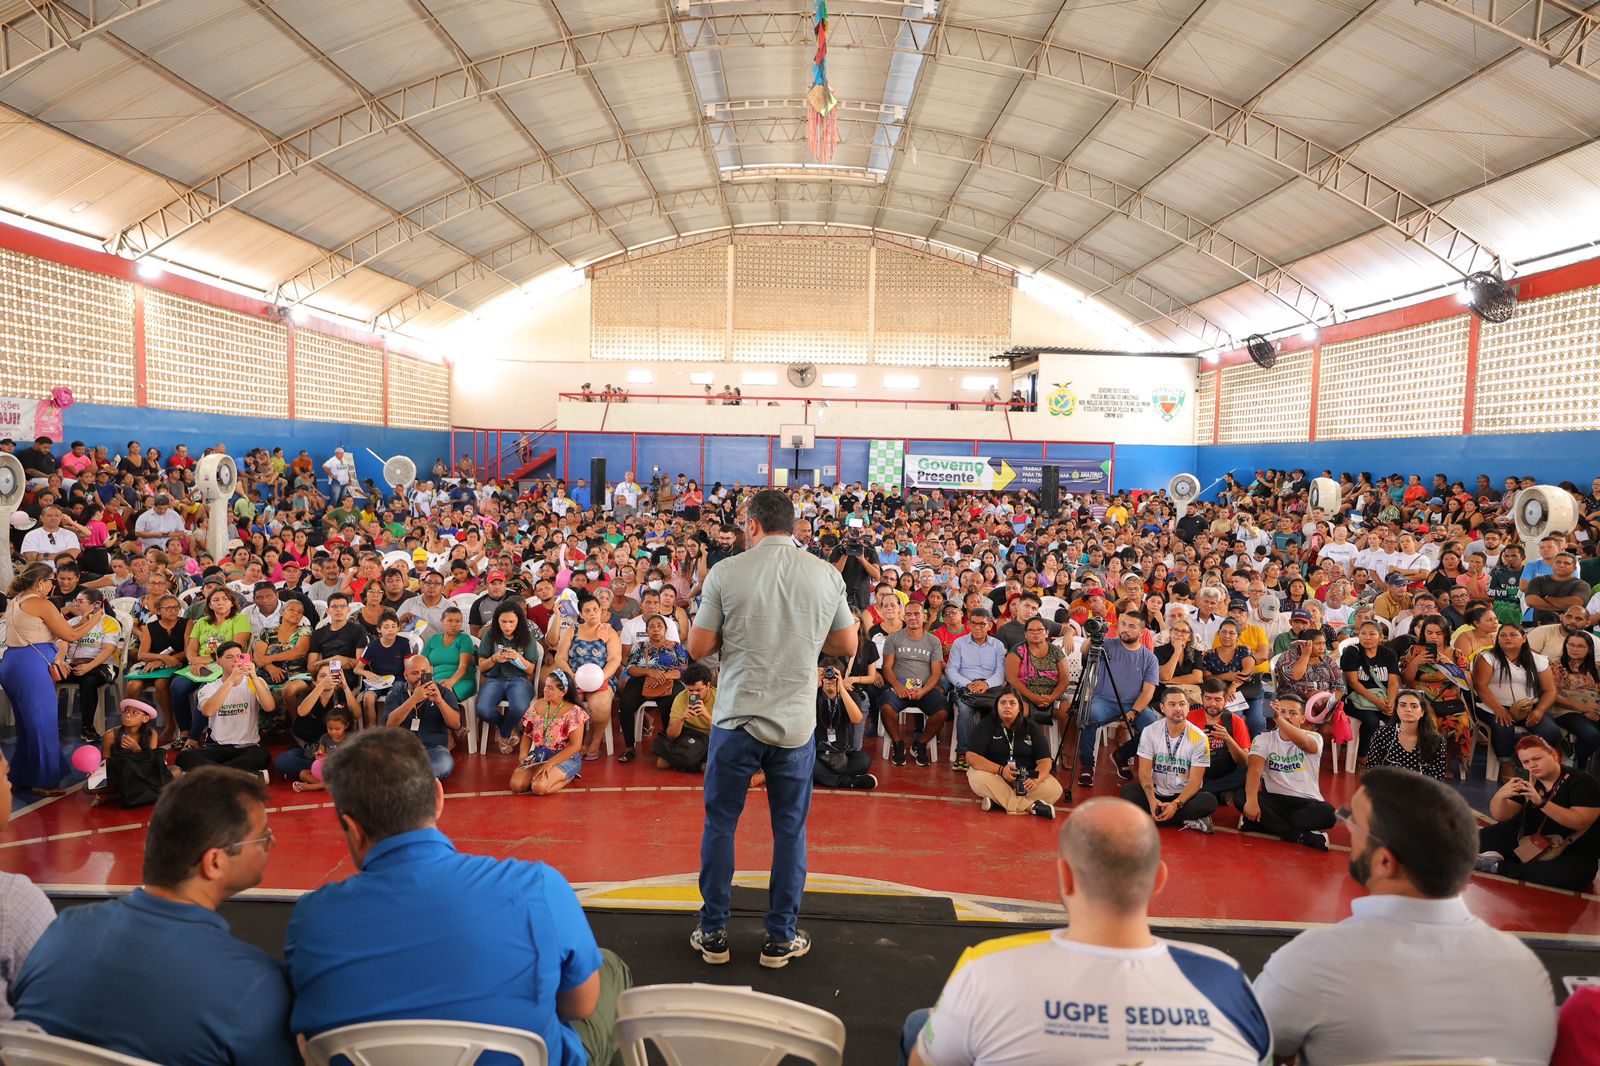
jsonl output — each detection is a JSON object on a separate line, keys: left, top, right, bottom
{"left": 878, "top": 704, "right": 935, "bottom": 763}
{"left": 304, "top": 1020, "right": 548, "bottom": 1066}
{"left": 1329, "top": 718, "right": 1361, "bottom": 774}
{"left": 615, "top": 983, "right": 845, "bottom": 1066}
{"left": 0, "top": 1030, "right": 162, "bottom": 1065}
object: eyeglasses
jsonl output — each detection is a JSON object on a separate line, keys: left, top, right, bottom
{"left": 225, "top": 825, "right": 275, "bottom": 853}
{"left": 1333, "top": 806, "right": 1385, "bottom": 850}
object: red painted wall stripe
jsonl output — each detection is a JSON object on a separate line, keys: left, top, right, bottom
{"left": 285, "top": 324, "right": 297, "bottom": 420}
{"left": 1463, "top": 315, "right": 1482, "bottom": 435}
{"left": 132, "top": 284, "right": 147, "bottom": 407}
{"left": 1306, "top": 343, "right": 1322, "bottom": 441}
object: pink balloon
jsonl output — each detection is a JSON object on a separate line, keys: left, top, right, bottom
{"left": 311, "top": 757, "right": 325, "bottom": 782}
{"left": 71, "top": 745, "right": 102, "bottom": 774}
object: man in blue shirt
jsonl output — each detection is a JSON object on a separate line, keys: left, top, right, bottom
{"left": 1075, "top": 609, "right": 1160, "bottom": 788}
{"left": 945, "top": 609, "right": 1007, "bottom": 772}
{"left": 10, "top": 767, "right": 296, "bottom": 1066}
{"left": 286, "top": 728, "right": 630, "bottom": 1066}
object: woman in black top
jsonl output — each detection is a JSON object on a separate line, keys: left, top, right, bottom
{"left": 1341, "top": 620, "right": 1400, "bottom": 766}
{"left": 813, "top": 668, "right": 875, "bottom": 790}
{"left": 1366, "top": 689, "right": 1447, "bottom": 780}
{"left": 125, "top": 594, "right": 187, "bottom": 745}
{"left": 1477, "top": 735, "right": 1600, "bottom": 890}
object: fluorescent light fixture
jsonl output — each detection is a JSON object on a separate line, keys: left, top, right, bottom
{"left": 69, "top": 201, "right": 90, "bottom": 214}
{"left": 289, "top": 306, "right": 309, "bottom": 325}
{"left": 821, "top": 373, "right": 858, "bottom": 388}
{"left": 135, "top": 260, "right": 163, "bottom": 280}
{"left": 742, "top": 372, "right": 778, "bottom": 386}
{"left": 688, "top": 372, "right": 715, "bottom": 385}
{"left": 626, "top": 368, "right": 654, "bottom": 384}
{"left": 883, "top": 374, "right": 920, "bottom": 390}
{"left": 961, "top": 375, "right": 998, "bottom": 391}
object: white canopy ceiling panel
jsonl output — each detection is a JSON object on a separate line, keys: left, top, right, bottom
{"left": 498, "top": 79, "right": 624, "bottom": 153}
{"left": 1153, "top": 0, "right": 1369, "bottom": 100}
{"left": 635, "top": 153, "right": 721, "bottom": 195}
{"left": 945, "top": 0, "right": 1067, "bottom": 43}
{"left": 265, "top": 0, "right": 462, "bottom": 94}
{"left": 1025, "top": 190, "right": 1130, "bottom": 236}
{"left": 402, "top": 109, "right": 542, "bottom": 179}
{"left": 606, "top": 219, "right": 683, "bottom": 250}
{"left": 1193, "top": 280, "right": 1297, "bottom": 334}
{"left": 363, "top": 243, "right": 481, "bottom": 288}
{"left": 314, "top": 136, "right": 464, "bottom": 216}
{"left": 310, "top": 268, "right": 424, "bottom": 319}
{"left": 421, "top": 0, "right": 565, "bottom": 60}
{"left": 1062, "top": 104, "right": 1202, "bottom": 188}
{"left": 1137, "top": 245, "right": 1252, "bottom": 304}
{"left": 992, "top": 80, "right": 1118, "bottom": 157}
{"left": 906, "top": 61, "right": 1022, "bottom": 139}
{"left": 555, "top": 0, "right": 665, "bottom": 36}
{"left": 1282, "top": 226, "right": 1459, "bottom": 309}
{"left": 231, "top": 172, "right": 399, "bottom": 249}
{"left": 0, "top": 123, "right": 176, "bottom": 238}
{"left": 1217, "top": 181, "right": 1383, "bottom": 267}
{"left": 437, "top": 272, "right": 513, "bottom": 312}
{"left": 583, "top": 60, "right": 703, "bottom": 129}
{"left": 489, "top": 184, "right": 607, "bottom": 231}
{"left": 560, "top": 168, "right": 657, "bottom": 212}
{"left": 1140, "top": 136, "right": 1297, "bottom": 222}
{"left": 1043, "top": 0, "right": 1209, "bottom": 68}
{"left": 554, "top": 230, "right": 624, "bottom": 266}
{"left": 886, "top": 156, "right": 970, "bottom": 197}
{"left": 1439, "top": 141, "right": 1600, "bottom": 265}
{"left": 414, "top": 213, "right": 536, "bottom": 261}
{"left": 1076, "top": 215, "right": 1184, "bottom": 272}
{"left": 955, "top": 171, "right": 1039, "bottom": 216}
{"left": 158, "top": 215, "right": 333, "bottom": 291}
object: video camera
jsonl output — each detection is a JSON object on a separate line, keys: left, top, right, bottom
{"left": 1082, "top": 616, "right": 1107, "bottom": 647}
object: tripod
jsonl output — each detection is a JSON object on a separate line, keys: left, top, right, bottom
{"left": 1056, "top": 637, "right": 1130, "bottom": 803}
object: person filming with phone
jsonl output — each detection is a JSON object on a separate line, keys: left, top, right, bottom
{"left": 383, "top": 655, "right": 462, "bottom": 781}
{"left": 1475, "top": 735, "right": 1600, "bottom": 891}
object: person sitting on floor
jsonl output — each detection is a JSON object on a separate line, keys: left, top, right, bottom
{"left": 1121, "top": 686, "right": 1219, "bottom": 833}
{"left": 1239, "top": 691, "right": 1336, "bottom": 851}
{"left": 1188, "top": 678, "right": 1251, "bottom": 805}
{"left": 813, "top": 663, "right": 876, "bottom": 790}
{"left": 286, "top": 728, "right": 633, "bottom": 1066}
{"left": 11, "top": 767, "right": 295, "bottom": 1065}
{"left": 1255, "top": 767, "right": 1557, "bottom": 1064}
{"left": 652, "top": 662, "right": 715, "bottom": 773}
{"left": 176, "top": 642, "right": 273, "bottom": 774}
{"left": 901, "top": 797, "right": 1269, "bottom": 1065}
{"left": 511, "top": 669, "right": 587, "bottom": 797}
{"left": 284, "top": 706, "right": 352, "bottom": 794}
{"left": 963, "top": 689, "right": 1061, "bottom": 819}
{"left": 1476, "top": 734, "right": 1600, "bottom": 891}
{"left": 91, "top": 698, "right": 172, "bottom": 808}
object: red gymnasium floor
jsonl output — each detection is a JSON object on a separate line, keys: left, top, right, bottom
{"left": 3, "top": 749, "right": 1597, "bottom": 942}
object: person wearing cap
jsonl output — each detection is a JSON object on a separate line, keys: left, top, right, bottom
{"left": 467, "top": 569, "right": 519, "bottom": 637}
{"left": 92, "top": 698, "right": 172, "bottom": 808}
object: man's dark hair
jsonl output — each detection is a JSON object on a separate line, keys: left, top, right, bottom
{"left": 1200, "top": 678, "right": 1228, "bottom": 696}
{"left": 747, "top": 489, "right": 794, "bottom": 534}
{"left": 682, "top": 662, "right": 715, "bottom": 687}
{"left": 327, "top": 591, "right": 351, "bottom": 606}
{"left": 325, "top": 728, "right": 438, "bottom": 843}
{"left": 142, "top": 766, "right": 267, "bottom": 888}
{"left": 1360, "top": 766, "right": 1478, "bottom": 897}
{"left": 1018, "top": 591, "right": 1042, "bottom": 606}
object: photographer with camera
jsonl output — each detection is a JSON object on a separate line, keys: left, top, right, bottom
{"left": 830, "top": 526, "right": 881, "bottom": 611}
{"left": 946, "top": 609, "right": 1007, "bottom": 772}
{"left": 813, "top": 665, "right": 877, "bottom": 790}
{"left": 1073, "top": 610, "right": 1160, "bottom": 789}
{"left": 651, "top": 662, "right": 715, "bottom": 772}
{"left": 963, "top": 689, "right": 1061, "bottom": 817}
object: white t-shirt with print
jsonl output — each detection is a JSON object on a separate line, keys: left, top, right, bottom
{"left": 1249, "top": 729, "right": 1324, "bottom": 801}
{"left": 1136, "top": 720, "right": 1211, "bottom": 797}
{"left": 196, "top": 676, "right": 262, "bottom": 747}
{"left": 1318, "top": 542, "right": 1358, "bottom": 575}
{"left": 66, "top": 615, "right": 123, "bottom": 663}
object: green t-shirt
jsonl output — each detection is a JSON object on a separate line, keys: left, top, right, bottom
{"left": 668, "top": 688, "right": 716, "bottom": 736}
{"left": 1487, "top": 564, "right": 1524, "bottom": 624}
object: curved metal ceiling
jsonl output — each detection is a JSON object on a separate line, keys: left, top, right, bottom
{"left": 0, "top": 0, "right": 1595, "bottom": 347}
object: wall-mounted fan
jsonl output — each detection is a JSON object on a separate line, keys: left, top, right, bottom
{"left": 1245, "top": 334, "right": 1277, "bottom": 369}
{"left": 786, "top": 363, "right": 818, "bottom": 388}
{"left": 1309, "top": 477, "right": 1341, "bottom": 515}
{"left": 1167, "top": 473, "right": 1201, "bottom": 520}
{"left": 195, "top": 454, "right": 239, "bottom": 563}
{"left": 1513, "top": 485, "right": 1578, "bottom": 547}
{"left": 0, "top": 453, "right": 25, "bottom": 590}
{"left": 367, "top": 449, "right": 417, "bottom": 498}
{"left": 1462, "top": 272, "right": 1517, "bottom": 324}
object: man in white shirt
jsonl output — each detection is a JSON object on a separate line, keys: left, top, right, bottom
{"left": 1316, "top": 524, "right": 1359, "bottom": 576}
{"left": 904, "top": 798, "right": 1271, "bottom": 1066}
{"left": 133, "top": 494, "right": 186, "bottom": 551}
{"left": 322, "top": 447, "right": 355, "bottom": 506}
{"left": 20, "top": 506, "right": 80, "bottom": 569}
{"left": 1121, "top": 688, "right": 1219, "bottom": 833}
{"left": 613, "top": 470, "right": 642, "bottom": 519}
{"left": 1189, "top": 587, "right": 1227, "bottom": 650}
{"left": 1238, "top": 692, "right": 1335, "bottom": 851}
{"left": 618, "top": 589, "right": 680, "bottom": 656}
{"left": 1387, "top": 532, "right": 1434, "bottom": 584}
{"left": 1254, "top": 767, "right": 1557, "bottom": 1065}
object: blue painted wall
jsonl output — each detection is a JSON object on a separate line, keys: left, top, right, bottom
{"left": 63, "top": 402, "right": 450, "bottom": 479}
{"left": 1196, "top": 430, "right": 1600, "bottom": 498}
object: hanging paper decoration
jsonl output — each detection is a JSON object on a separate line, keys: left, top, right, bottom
{"left": 806, "top": 0, "right": 840, "bottom": 164}
{"left": 49, "top": 386, "right": 74, "bottom": 410}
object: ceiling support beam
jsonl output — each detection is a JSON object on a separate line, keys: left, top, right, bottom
{"left": 0, "top": 0, "right": 168, "bottom": 85}
{"left": 1418, "top": 0, "right": 1600, "bottom": 85}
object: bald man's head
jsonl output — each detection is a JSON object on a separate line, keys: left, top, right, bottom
{"left": 1059, "top": 798, "right": 1162, "bottom": 914}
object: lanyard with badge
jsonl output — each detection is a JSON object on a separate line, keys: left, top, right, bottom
{"left": 823, "top": 696, "right": 844, "bottom": 747}
{"left": 1162, "top": 727, "right": 1185, "bottom": 773}
{"left": 1001, "top": 722, "right": 1021, "bottom": 772}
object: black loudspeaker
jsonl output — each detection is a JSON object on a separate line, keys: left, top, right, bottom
{"left": 590, "top": 457, "right": 607, "bottom": 510}
{"left": 1040, "top": 465, "right": 1060, "bottom": 513}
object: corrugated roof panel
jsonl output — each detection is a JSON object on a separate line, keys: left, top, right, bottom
{"left": 994, "top": 79, "right": 1114, "bottom": 157}
{"left": 308, "top": 266, "right": 422, "bottom": 319}
{"left": 1137, "top": 245, "right": 1246, "bottom": 304}
{"left": 496, "top": 185, "right": 606, "bottom": 231}
{"left": 585, "top": 60, "right": 703, "bottom": 129}
{"left": 267, "top": 0, "right": 459, "bottom": 94}
{"left": 424, "top": 0, "right": 564, "bottom": 62}
{"left": 1154, "top": 0, "right": 1367, "bottom": 100}
{"left": 907, "top": 61, "right": 1020, "bottom": 139}
{"left": 1141, "top": 137, "right": 1290, "bottom": 221}
{"left": 562, "top": 168, "right": 655, "bottom": 213}
{"left": 404, "top": 109, "right": 540, "bottom": 180}
{"left": 160, "top": 214, "right": 331, "bottom": 291}
{"left": 1064, "top": 104, "right": 1196, "bottom": 188}
{"left": 1024, "top": 189, "right": 1120, "bottom": 235}
{"left": 424, "top": 213, "right": 535, "bottom": 260}
{"left": 1043, "top": 0, "right": 1208, "bottom": 68}
{"left": 1077, "top": 213, "right": 1182, "bottom": 268}
{"left": 241, "top": 171, "right": 400, "bottom": 251}
{"left": 364, "top": 241, "right": 476, "bottom": 288}
{"left": 555, "top": 0, "right": 663, "bottom": 36}
{"left": 1439, "top": 140, "right": 1600, "bottom": 265}
{"left": 311, "top": 136, "right": 463, "bottom": 216}
{"left": 499, "top": 79, "right": 622, "bottom": 153}
{"left": 1217, "top": 181, "right": 1377, "bottom": 266}
{"left": 0, "top": 123, "right": 179, "bottom": 237}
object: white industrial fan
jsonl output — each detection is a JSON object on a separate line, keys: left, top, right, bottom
{"left": 195, "top": 453, "right": 239, "bottom": 563}
{"left": 1167, "top": 474, "right": 1202, "bottom": 520}
{"left": 1513, "top": 485, "right": 1578, "bottom": 549}
{"left": 366, "top": 449, "right": 417, "bottom": 502}
{"left": 0, "top": 453, "right": 25, "bottom": 590}
{"left": 1309, "top": 477, "right": 1341, "bottom": 516}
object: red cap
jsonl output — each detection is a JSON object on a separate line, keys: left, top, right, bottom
{"left": 487, "top": 570, "right": 506, "bottom": 582}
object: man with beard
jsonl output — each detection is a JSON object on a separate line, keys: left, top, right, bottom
{"left": 1253, "top": 768, "right": 1555, "bottom": 1065}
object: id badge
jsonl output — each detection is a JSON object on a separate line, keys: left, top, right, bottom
{"left": 826, "top": 729, "right": 837, "bottom": 745}
{"left": 410, "top": 716, "right": 421, "bottom": 732}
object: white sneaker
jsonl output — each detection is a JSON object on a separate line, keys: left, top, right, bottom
{"left": 979, "top": 797, "right": 993, "bottom": 812}
{"left": 1474, "top": 851, "right": 1504, "bottom": 874}
{"left": 1180, "top": 817, "right": 1214, "bottom": 835}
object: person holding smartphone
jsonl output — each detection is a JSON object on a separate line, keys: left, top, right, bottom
{"left": 653, "top": 663, "right": 715, "bottom": 773}
{"left": 383, "top": 655, "right": 462, "bottom": 780}
{"left": 1476, "top": 735, "right": 1600, "bottom": 890}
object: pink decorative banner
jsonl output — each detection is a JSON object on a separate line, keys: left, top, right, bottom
{"left": 0, "top": 397, "right": 62, "bottom": 442}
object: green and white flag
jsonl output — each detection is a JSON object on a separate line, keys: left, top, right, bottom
{"left": 866, "top": 439, "right": 905, "bottom": 490}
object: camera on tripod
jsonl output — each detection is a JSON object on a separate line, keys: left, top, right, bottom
{"left": 647, "top": 465, "right": 664, "bottom": 495}
{"left": 1083, "top": 616, "right": 1107, "bottom": 646}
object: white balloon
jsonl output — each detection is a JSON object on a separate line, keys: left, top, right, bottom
{"left": 574, "top": 663, "right": 607, "bottom": 693}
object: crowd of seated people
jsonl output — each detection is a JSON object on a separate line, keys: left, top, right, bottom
{"left": 3, "top": 436, "right": 1600, "bottom": 1061}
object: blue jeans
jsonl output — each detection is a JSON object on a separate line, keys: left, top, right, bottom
{"left": 1556, "top": 714, "right": 1600, "bottom": 769}
{"left": 169, "top": 673, "right": 206, "bottom": 739}
{"left": 952, "top": 691, "right": 997, "bottom": 755}
{"left": 698, "top": 725, "right": 815, "bottom": 941}
{"left": 1078, "top": 695, "right": 1156, "bottom": 770}
{"left": 1244, "top": 693, "right": 1270, "bottom": 737}
{"left": 476, "top": 676, "right": 534, "bottom": 739}
{"left": 1475, "top": 706, "right": 1563, "bottom": 758}
{"left": 427, "top": 744, "right": 453, "bottom": 780}
{"left": 901, "top": 1009, "right": 929, "bottom": 1066}
{"left": 328, "top": 481, "right": 349, "bottom": 506}
{"left": 274, "top": 746, "right": 315, "bottom": 781}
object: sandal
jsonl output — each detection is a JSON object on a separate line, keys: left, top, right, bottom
{"left": 497, "top": 735, "right": 517, "bottom": 755}
{"left": 617, "top": 749, "right": 636, "bottom": 764}
{"left": 292, "top": 781, "right": 308, "bottom": 792}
